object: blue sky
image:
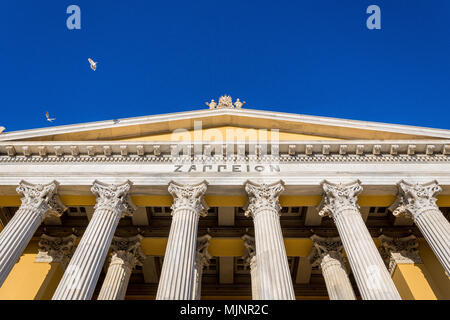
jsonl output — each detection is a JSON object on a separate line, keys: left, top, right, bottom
{"left": 1, "top": 1, "right": 449, "bottom": 132}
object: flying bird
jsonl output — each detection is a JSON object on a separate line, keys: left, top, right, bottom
{"left": 88, "top": 58, "right": 98, "bottom": 71}
{"left": 45, "top": 111, "right": 55, "bottom": 122}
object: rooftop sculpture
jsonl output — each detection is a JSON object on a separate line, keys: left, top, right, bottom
{"left": 206, "top": 95, "right": 246, "bottom": 109}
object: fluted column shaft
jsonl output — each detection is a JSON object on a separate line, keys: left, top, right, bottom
{"left": 321, "top": 254, "right": 356, "bottom": 300}
{"left": 156, "top": 181, "right": 208, "bottom": 300}
{"left": 157, "top": 208, "right": 198, "bottom": 299}
{"left": 242, "top": 234, "right": 259, "bottom": 300}
{"left": 392, "top": 180, "right": 450, "bottom": 275}
{"left": 0, "top": 181, "right": 65, "bottom": 286}
{"left": 252, "top": 207, "right": 294, "bottom": 299}
{"left": 192, "top": 259, "right": 203, "bottom": 300}
{"left": 98, "top": 236, "right": 144, "bottom": 300}
{"left": 333, "top": 209, "right": 399, "bottom": 299}
{"left": 413, "top": 210, "right": 450, "bottom": 274}
{"left": 245, "top": 181, "right": 295, "bottom": 300}
{"left": 53, "top": 206, "right": 120, "bottom": 299}
{"left": 52, "top": 181, "right": 135, "bottom": 300}
{"left": 319, "top": 180, "right": 401, "bottom": 300}
{"left": 310, "top": 236, "right": 356, "bottom": 300}
{"left": 98, "top": 255, "right": 132, "bottom": 300}
{"left": 192, "top": 234, "right": 211, "bottom": 300}
{"left": 250, "top": 256, "right": 259, "bottom": 300}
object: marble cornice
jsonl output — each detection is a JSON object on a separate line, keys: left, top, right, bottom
{"left": 0, "top": 141, "right": 449, "bottom": 163}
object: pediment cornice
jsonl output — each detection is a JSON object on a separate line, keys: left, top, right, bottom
{"left": 1, "top": 108, "right": 450, "bottom": 141}
{"left": 1, "top": 140, "right": 449, "bottom": 163}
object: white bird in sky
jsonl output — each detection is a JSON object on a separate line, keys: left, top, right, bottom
{"left": 45, "top": 111, "right": 55, "bottom": 122}
{"left": 88, "top": 58, "right": 98, "bottom": 71}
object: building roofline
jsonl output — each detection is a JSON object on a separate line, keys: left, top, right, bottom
{"left": 1, "top": 108, "right": 450, "bottom": 141}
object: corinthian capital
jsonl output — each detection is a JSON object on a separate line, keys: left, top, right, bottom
{"left": 310, "top": 235, "right": 345, "bottom": 268}
{"left": 196, "top": 234, "right": 212, "bottom": 268}
{"left": 244, "top": 180, "right": 285, "bottom": 217}
{"left": 91, "top": 180, "right": 136, "bottom": 217}
{"left": 378, "top": 234, "right": 422, "bottom": 274}
{"left": 35, "top": 234, "right": 77, "bottom": 269}
{"left": 390, "top": 180, "right": 441, "bottom": 220}
{"left": 168, "top": 181, "right": 209, "bottom": 216}
{"left": 318, "top": 180, "right": 362, "bottom": 219}
{"left": 16, "top": 180, "right": 67, "bottom": 219}
{"left": 109, "top": 235, "right": 145, "bottom": 269}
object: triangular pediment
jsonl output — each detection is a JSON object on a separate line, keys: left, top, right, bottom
{"left": 1, "top": 108, "right": 450, "bottom": 142}
{"left": 116, "top": 126, "right": 340, "bottom": 142}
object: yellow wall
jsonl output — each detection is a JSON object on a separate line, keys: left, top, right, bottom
{"left": 374, "top": 238, "right": 449, "bottom": 300}
{"left": 0, "top": 241, "right": 63, "bottom": 300}
{"left": 390, "top": 238, "right": 450, "bottom": 300}
{"left": 417, "top": 239, "right": 450, "bottom": 299}
{"left": 3, "top": 194, "right": 450, "bottom": 208}
{"left": 142, "top": 237, "right": 313, "bottom": 257}
{"left": 392, "top": 264, "right": 439, "bottom": 300}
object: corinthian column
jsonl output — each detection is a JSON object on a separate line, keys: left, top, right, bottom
{"left": 35, "top": 234, "right": 77, "bottom": 269}
{"left": 310, "top": 235, "right": 356, "bottom": 300}
{"left": 98, "top": 235, "right": 145, "bottom": 300}
{"left": 242, "top": 234, "right": 258, "bottom": 300}
{"left": 0, "top": 180, "right": 66, "bottom": 286}
{"left": 319, "top": 180, "right": 401, "bottom": 300}
{"left": 244, "top": 180, "right": 295, "bottom": 300}
{"left": 192, "top": 234, "right": 212, "bottom": 300}
{"left": 52, "top": 180, "right": 135, "bottom": 300}
{"left": 390, "top": 180, "right": 450, "bottom": 276}
{"left": 378, "top": 235, "right": 423, "bottom": 275}
{"left": 156, "top": 181, "right": 208, "bottom": 300}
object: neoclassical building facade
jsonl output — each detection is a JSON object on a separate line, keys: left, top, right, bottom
{"left": 0, "top": 98, "right": 449, "bottom": 300}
